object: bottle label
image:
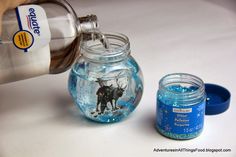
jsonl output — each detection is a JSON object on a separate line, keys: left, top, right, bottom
{"left": 156, "top": 100, "right": 205, "bottom": 139}
{"left": 14, "top": 5, "right": 51, "bottom": 52}
{"left": 0, "top": 5, "right": 51, "bottom": 84}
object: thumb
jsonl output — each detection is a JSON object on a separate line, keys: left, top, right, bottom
{"left": 0, "top": 0, "right": 30, "bottom": 37}
{"left": 7, "top": 0, "right": 32, "bottom": 10}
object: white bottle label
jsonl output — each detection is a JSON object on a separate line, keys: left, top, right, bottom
{"left": 0, "top": 5, "right": 51, "bottom": 84}
{"left": 14, "top": 5, "right": 51, "bottom": 51}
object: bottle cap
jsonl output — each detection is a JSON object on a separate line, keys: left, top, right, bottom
{"left": 205, "top": 83, "right": 231, "bottom": 115}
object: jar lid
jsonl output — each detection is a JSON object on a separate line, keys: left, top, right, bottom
{"left": 205, "top": 83, "right": 231, "bottom": 115}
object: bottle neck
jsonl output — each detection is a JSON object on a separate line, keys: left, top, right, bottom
{"left": 77, "top": 15, "right": 99, "bottom": 34}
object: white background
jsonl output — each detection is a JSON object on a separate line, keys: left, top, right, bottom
{"left": 0, "top": 0, "right": 236, "bottom": 157}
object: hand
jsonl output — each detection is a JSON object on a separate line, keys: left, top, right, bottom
{"left": 0, "top": 0, "right": 29, "bottom": 35}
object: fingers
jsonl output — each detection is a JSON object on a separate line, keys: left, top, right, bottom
{"left": 7, "top": 0, "right": 31, "bottom": 9}
{"left": 24, "top": 0, "right": 36, "bottom": 4}
{"left": 0, "top": 0, "right": 30, "bottom": 36}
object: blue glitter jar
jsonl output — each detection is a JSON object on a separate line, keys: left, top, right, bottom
{"left": 156, "top": 73, "right": 206, "bottom": 140}
{"left": 68, "top": 32, "right": 143, "bottom": 123}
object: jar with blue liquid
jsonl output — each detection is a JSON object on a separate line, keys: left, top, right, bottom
{"left": 68, "top": 32, "right": 143, "bottom": 123}
{"left": 156, "top": 73, "right": 206, "bottom": 140}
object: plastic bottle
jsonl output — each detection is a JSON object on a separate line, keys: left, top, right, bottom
{"left": 0, "top": 0, "right": 98, "bottom": 84}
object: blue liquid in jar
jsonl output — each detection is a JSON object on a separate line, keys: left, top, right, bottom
{"left": 157, "top": 84, "right": 205, "bottom": 140}
{"left": 68, "top": 57, "right": 143, "bottom": 123}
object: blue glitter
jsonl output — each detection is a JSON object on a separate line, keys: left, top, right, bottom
{"left": 156, "top": 73, "right": 206, "bottom": 140}
{"left": 68, "top": 33, "right": 143, "bottom": 123}
{"left": 68, "top": 57, "right": 143, "bottom": 123}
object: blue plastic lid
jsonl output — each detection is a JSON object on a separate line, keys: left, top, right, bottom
{"left": 205, "top": 83, "right": 231, "bottom": 115}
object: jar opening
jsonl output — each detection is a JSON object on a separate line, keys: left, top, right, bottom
{"left": 159, "top": 73, "right": 205, "bottom": 104}
{"left": 80, "top": 32, "right": 130, "bottom": 63}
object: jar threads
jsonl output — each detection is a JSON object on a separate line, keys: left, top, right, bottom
{"left": 156, "top": 73, "right": 206, "bottom": 140}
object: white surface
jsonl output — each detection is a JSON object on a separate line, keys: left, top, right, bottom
{"left": 0, "top": 0, "right": 236, "bottom": 157}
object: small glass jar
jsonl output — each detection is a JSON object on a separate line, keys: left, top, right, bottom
{"left": 68, "top": 32, "right": 143, "bottom": 123}
{"left": 156, "top": 73, "right": 206, "bottom": 140}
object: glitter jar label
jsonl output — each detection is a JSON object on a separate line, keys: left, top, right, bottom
{"left": 157, "top": 100, "right": 205, "bottom": 139}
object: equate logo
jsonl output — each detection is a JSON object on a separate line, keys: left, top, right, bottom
{"left": 26, "top": 8, "right": 40, "bottom": 36}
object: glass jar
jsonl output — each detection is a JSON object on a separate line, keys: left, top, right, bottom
{"left": 156, "top": 73, "right": 206, "bottom": 140}
{"left": 68, "top": 32, "right": 143, "bottom": 123}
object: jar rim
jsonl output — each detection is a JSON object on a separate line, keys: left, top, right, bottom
{"left": 158, "top": 73, "right": 205, "bottom": 103}
{"left": 80, "top": 32, "right": 130, "bottom": 63}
